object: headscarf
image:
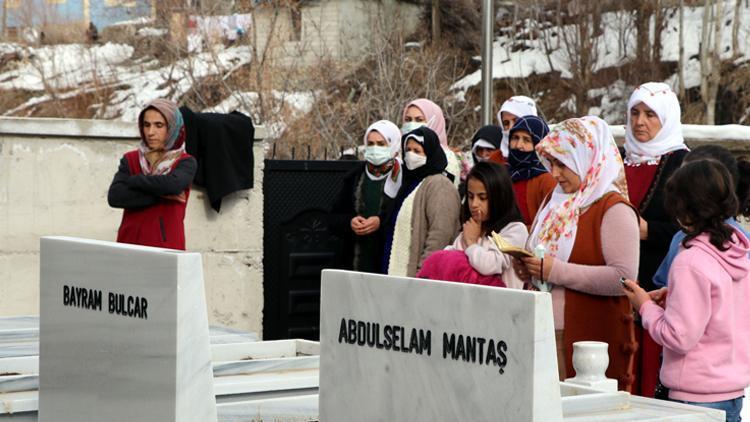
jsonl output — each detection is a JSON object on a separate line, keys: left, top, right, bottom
{"left": 363, "top": 120, "right": 404, "bottom": 197}
{"left": 624, "top": 82, "right": 687, "bottom": 164}
{"left": 137, "top": 99, "right": 186, "bottom": 175}
{"left": 402, "top": 99, "right": 448, "bottom": 147}
{"left": 470, "top": 125, "right": 503, "bottom": 163}
{"left": 496, "top": 95, "right": 537, "bottom": 157}
{"left": 400, "top": 126, "right": 447, "bottom": 184}
{"left": 528, "top": 116, "right": 628, "bottom": 262}
{"left": 507, "top": 115, "right": 549, "bottom": 182}
{"left": 363, "top": 120, "right": 401, "bottom": 158}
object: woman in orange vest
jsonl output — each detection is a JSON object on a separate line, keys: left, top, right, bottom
{"left": 107, "top": 99, "right": 196, "bottom": 250}
{"left": 513, "top": 116, "right": 640, "bottom": 391}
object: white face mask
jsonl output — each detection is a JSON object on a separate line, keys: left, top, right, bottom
{"left": 404, "top": 151, "right": 427, "bottom": 170}
{"left": 401, "top": 121, "right": 426, "bottom": 135}
{"left": 364, "top": 146, "right": 392, "bottom": 165}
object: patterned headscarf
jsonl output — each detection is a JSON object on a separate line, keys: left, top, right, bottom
{"left": 496, "top": 95, "right": 537, "bottom": 157}
{"left": 507, "top": 115, "right": 549, "bottom": 182}
{"left": 624, "top": 82, "right": 688, "bottom": 164}
{"left": 528, "top": 116, "right": 628, "bottom": 262}
{"left": 137, "top": 99, "right": 186, "bottom": 175}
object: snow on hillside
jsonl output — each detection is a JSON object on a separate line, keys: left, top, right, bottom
{"left": 452, "top": 1, "right": 750, "bottom": 123}
{"left": 0, "top": 39, "right": 313, "bottom": 134}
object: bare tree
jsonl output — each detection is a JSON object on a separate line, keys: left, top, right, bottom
{"left": 678, "top": 0, "right": 686, "bottom": 99}
{"left": 651, "top": 0, "right": 666, "bottom": 64}
{"left": 559, "top": 1, "right": 603, "bottom": 115}
{"left": 732, "top": 0, "right": 743, "bottom": 58}
{"left": 700, "top": 0, "right": 723, "bottom": 124}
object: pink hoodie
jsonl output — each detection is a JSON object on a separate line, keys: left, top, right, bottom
{"left": 640, "top": 229, "right": 750, "bottom": 402}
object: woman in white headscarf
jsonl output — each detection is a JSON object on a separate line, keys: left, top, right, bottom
{"left": 513, "top": 116, "right": 639, "bottom": 391}
{"left": 331, "top": 120, "right": 403, "bottom": 273}
{"left": 622, "top": 82, "right": 688, "bottom": 397}
{"left": 489, "top": 95, "right": 538, "bottom": 164}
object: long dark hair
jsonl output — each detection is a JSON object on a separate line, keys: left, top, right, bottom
{"left": 462, "top": 162, "right": 523, "bottom": 234}
{"left": 665, "top": 160, "right": 738, "bottom": 251}
{"left": 683, "top": 145, "right": 750, "bottom": 219}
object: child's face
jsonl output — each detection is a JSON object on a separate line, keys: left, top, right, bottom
{"left": 467, "top": 177, "right": 489, "bottom": 223}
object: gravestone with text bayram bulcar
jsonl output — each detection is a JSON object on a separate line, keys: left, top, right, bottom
{"left": 319, "top": 269, "right": 562, "bottom": 421}
{"left": 38, "top": 237, "right": 217, "bottom": 422}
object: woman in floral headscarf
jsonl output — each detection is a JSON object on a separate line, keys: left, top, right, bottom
{"left": 108, "top": 99, "right": 196, "bottom": 250}
{"left": 513, "top": 116, "right": 640, "bottom": 391}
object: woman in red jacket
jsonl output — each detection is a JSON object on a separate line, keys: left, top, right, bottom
{"left": 108, "top": 99, "right": 197, "bottom": 250}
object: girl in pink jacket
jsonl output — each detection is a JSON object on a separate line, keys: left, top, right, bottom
{"left": 624, "top": 159, "right": 750, "bottom": 421}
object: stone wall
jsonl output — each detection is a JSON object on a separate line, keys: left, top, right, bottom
{"left": 0, "top": 116, "right": 267, "bottom": 336}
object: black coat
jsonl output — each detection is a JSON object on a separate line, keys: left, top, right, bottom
{"left": 180, "top": 107, "right": 255, "bottom": 212}
{"left": 328, "top": 162, "right": 395, "bottom": 272}
{"left": 631, "top": 149, "right": 688, "bottom": 291}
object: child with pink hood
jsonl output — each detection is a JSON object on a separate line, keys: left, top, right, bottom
{"left": 624, "top": 159, "right": 750, "bottom": 421}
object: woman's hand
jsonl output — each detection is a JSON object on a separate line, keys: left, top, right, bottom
{"left": 352, "top": 216, "right": 380, "bottom": 236}
{"left": 622, "top": 279, "right": 651, "bottom": 311}
{"left": 648, "top": 287, "right": 668, "bottom": 308}
{"left": 351, "top": 216, "right": 366, "bottom": 235}
{"left": 521, "top": 254, "right": 554, "bottom": 281}
{"left": 361, "top": 216, "right": 380, "bottom": 234}
{"left": 162, "top": 193, "right": 186, "bottom": 203}
{"left": 512, "top": 258, "right": 531, "bottom": 282}
{"left": 639, "top": 217, "right": 648, "bottom": 240}
{"left": 462, "top": 217, "right": 482, "bottom": 246}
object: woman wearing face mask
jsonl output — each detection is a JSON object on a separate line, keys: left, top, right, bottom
{"left": 401, "top": 99, "right": 461, "bottom": 188}
{"left": 506, "top": 115, "right": 556, "bottom": 226}
{"left": 622, "top": 82, "right": 688, "bottom": 397}
{"left": 488, "top": 95, "right": 538, "bottom": 165}
{"left": 513, "top": 116, "right": 640, "bottom": 391}
{"left": 382, "top": 127, "right": 461, "bottom": 277}
{"left": 330, "top": 120, "right": 402, "bottom": 273}
{"left": 108, "top": 99, "right": 197, "bottom": 250}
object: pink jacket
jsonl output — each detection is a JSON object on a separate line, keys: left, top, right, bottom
{"left": 640, "top": 229, "right": 750, "bottom": 402}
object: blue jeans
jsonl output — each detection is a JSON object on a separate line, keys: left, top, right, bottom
{"left": 672, "top": 396, "right": 743, "bottom": 422}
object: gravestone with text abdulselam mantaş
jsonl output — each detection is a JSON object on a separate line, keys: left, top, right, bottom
{"left": 318, "top": 269, "right": 562, "bottom": 421}
{"left": 38, "top": 237, "right": 217, "bottom": 422}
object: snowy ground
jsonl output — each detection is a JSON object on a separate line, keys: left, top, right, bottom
{"left": 452, "top": 0, "right": 750, "bottom": 123}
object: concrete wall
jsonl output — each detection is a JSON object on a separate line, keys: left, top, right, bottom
{"left": 255, "top": 0, "right": 422, "bottom": 67}
{"left": 0, "top": 116, "right": 267, "bottom": 336}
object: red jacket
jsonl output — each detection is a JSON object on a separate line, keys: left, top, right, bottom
{"left": 116, "top": 150, "right": 192, "bottom": 250}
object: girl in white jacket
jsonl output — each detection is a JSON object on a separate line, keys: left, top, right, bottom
{"left": 418, "top": 162, "right": 528, "bottom": 288}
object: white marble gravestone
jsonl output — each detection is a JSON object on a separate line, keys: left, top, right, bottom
{"left": 319, "top": 270, "right": 562, "bottom": 421}
{"left": 38, "top": 237, "right": 217, "bottom": 422}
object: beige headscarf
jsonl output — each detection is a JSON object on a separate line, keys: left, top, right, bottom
{"left": 136, "top": 99, "right": 186, "bottom": 175}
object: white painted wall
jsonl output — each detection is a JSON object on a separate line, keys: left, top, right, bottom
{"left": 0, "top": 117, "right": 267, "bottom": 336}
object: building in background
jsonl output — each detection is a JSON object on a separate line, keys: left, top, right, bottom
{"left": 0, "top": 0, "right": 154, "bottom": 41}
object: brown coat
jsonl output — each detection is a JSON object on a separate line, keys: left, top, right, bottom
{"left": 406, "top": 174, "right": 461, "bottom": 277}
{"left": 563, "top": 192, "right": 638, "bottom": 392}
